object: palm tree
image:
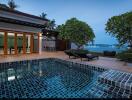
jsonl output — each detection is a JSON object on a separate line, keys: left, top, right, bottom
{"left": 40, "top": 12, "right": 56, "bottom": 30}
{"left": 8, "top": 0, "right": 18, "bottom": 10}
{"left": 47, "top": 19, "right": 56, "bottom": 30}
{"left": 0, "top": 3, "right": 9, "bottom": 9}
{"left": 40, "top": 12, "right": 47, "bottom": 19}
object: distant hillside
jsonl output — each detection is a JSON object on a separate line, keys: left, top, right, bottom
{"left": 87, "top": 44, "right": 112, "bottom": 47}
{"left": 86, "top": 43, "right": 127, "bottom": 48}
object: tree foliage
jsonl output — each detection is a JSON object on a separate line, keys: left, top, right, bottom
{"left": 105, "top": 11, "right": 132, "bottom": 48}
{"left": 8, "top": 0, "right": 18, "bottom": 10}
{"left": 57, "top": 18, "right": 95, "bottom": 49}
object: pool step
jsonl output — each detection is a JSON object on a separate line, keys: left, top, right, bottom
{"left": 88, "top": 70, "right": 132, "bottom": 98}
{"left": 88, "top": 82, "right": 130, "bottom": 98}
{"left": 98, "top": 70, "right": 132, "bottom": 92}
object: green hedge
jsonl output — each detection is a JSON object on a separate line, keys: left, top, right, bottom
{"left": 121, "top": 49, "right": 132, "bottom": 53}
{"left": 117, "top": 49, "right": 132, "bottom": 63}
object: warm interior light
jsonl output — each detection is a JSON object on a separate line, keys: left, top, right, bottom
{"left": 8, "top": 33, "right": 14, "bottom": 36}
{"left": 0, "top": 32, "right": 4, "bottom": 35}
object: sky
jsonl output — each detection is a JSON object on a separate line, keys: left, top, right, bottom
{"left": 0, "top": 0, "right": 132, "bottom": 45}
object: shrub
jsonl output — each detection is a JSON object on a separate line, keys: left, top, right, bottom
{"left": 117, "top": 49, "right": 132, "bottom": 63}
{"left": 121, "top": 49, "right": 132, "bottom": 53}
{"left": 103, "top": 51, "right": 116, "bottom": 57}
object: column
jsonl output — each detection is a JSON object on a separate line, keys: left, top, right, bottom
{"left": 14, "top": 33, "right": 18, "bottom": 54}
{"left": 4, "top": 32, "right": 8, "bottom": 55}
{"left": 23, "top": 33, "right": 26, "bottom": 54}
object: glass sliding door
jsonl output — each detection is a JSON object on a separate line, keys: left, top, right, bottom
{"left": 17, "top": 34, "right": 23, "bottom": 54}
{"left": 0, "top": 32, "right": 4, "bottom": 55}
{"left": 0, "top": 32, "right": 36, "bottom": 55}
{"left": 7, "top": 33, "right": 15, "bottom": 55}
{"left": 33, "top": 34, "right": 39, "bottom": 53}
{"left": 26, "top": 34, "right": 31, "bottom": 54}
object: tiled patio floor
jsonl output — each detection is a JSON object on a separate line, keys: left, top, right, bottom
{"left": 0, "top": 51, "right": 132, "bottom": 73}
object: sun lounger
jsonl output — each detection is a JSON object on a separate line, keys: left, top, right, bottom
{"left": 76, "top": 53, "right": 99, "bottom": 61}
{"left": 64, "top": 50, "right": 79, "bottom": 59}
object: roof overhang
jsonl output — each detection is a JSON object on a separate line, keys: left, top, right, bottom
{"left": 0, "top": 16, "right": 46, "bottom": 28}
{"left": 0, "top": 22, "right": 42, "bottom": 33}
{"left": 0, "top": 7, "right": 49, "bottom": 21}
{"left": 0, "top": 7, "right": 49, "bottom": 28}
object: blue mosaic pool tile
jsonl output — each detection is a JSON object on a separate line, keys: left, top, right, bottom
{"left": 0, "top": 58, "right": 105, "bottom": 98}
{"left": 0, "top": 58, "right": 131, "bottom": 98}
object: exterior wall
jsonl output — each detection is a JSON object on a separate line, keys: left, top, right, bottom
{"left": 0, "top": 22, "right": 42, "bottom": 33}
{"left": 0, "top": 10, "right": 47, "bottom": 25}
{"left": 56, "top": 40, "right": 71, "bottom": 51}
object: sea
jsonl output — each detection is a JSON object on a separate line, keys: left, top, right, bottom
{"left": 84, "top": 44, "right": 127, "bottom": 53}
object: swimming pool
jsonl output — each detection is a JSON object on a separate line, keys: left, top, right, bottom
{"left": 0, "top": 58, "right": 105, "bottom": 98}
{"left": 0, "top": 58, "right": 131, "bottom": 98}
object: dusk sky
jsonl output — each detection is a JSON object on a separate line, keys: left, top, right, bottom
{"left": 1, "top": 0, "right": 132, "bottom": 44}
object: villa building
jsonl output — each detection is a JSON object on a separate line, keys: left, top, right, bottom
{"left": 0, "top": 7, "right": 72, "bottom": 56}
{"left": 0, "top": 7, "right": 59, "bottom": 55}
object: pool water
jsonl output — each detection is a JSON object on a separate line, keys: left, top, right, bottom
{"left": 0, "top": 59, "right": 102, "bottom": 98}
